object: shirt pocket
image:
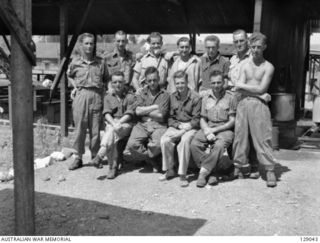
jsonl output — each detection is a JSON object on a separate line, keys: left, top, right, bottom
{"left": 217, "top": 103, "right": 229, "bottom": 121}
{"left": 91, "top": 66, "right": 103, "bottom": 83}
{"left": 182, "top": 102, "right": 193, "bottom": 115}
{"left": 107, "top": 60, "right": 120, "bottom": 74}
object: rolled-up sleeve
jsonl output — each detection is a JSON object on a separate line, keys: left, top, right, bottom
{"left": 67, "top": 62, "right": 75, "bottom": 79}
{"left": 190, "top": 97, "right": 202, "bottom": 129}
{"left": 124, "top": 94, "right": 136, "bottom": 117}
{"left": 102, "top": 96, "right": 114, "bottom": 116}
{"left": 133, "top": 60, "right": 142, "bottom": 74}
{"left": 200, "top": 96, "right": 208, "bottom": 119}
{"left": 168, "top": 96, "right": 180, "bottom": 128}
{"left": 158, "top": 92, "right": 170, "bottom": 119}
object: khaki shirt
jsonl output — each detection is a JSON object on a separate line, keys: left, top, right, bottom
{"left": 200, "top": 52, "right": 230, "bottom": 91}
{"left": 104, "top": 49, "right": 134, "bottom": 85}
{"left": 228, "top": 49, "right": 251, "bottom": 87}
{"left": 201, "top": 90, "right": 236, "bottom": 127}
{"left": 167, "top": 55, "right": 201, "bottom": 93}
{"left": 135, "top": 87, "right": 170, "bottom": 124}
{"left": 103, "top": 90, "right": 135, "bottom": 119}
{"left": 168, "top": 89, "right": 201, "bottom": 129}
{"left": 67, "top": 56, "right": 108, "bottom": 89}
{"left": 133, "top": 52, "right": 168, "bottom": 87}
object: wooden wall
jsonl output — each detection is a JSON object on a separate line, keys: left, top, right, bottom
{"left": 260, "top": 0, "right": 310, "bottom": 117}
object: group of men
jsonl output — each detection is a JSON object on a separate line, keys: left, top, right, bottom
{"left": 68, "top": 29, "right": 277, "bottom": 188}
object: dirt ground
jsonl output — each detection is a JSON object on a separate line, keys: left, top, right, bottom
{"left": 0, "top": 127, "right": 319, "bottom": 235}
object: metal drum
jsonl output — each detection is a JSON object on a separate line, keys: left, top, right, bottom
{"left": 271, "top": 93, "right": 296, "bottom": 121}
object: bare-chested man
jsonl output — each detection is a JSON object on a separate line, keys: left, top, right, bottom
{"left": 233, "top": 32, "right": 277, "bottom": 187}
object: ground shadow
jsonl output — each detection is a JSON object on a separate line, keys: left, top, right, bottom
{"left": 0, "top": 188, "right": 206, "bottom": 236}
{"left": 260, "top": 162, "right": 290, "bottom": 182}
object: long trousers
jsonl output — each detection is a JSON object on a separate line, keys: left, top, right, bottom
{"left": 72, "top": 88, "right": 102, "bottom": 157}
{"left": 98, "top": 123, "right": 132, "bottom": 169}
{"left": 160, "top": 127, "right": 197, "bottom": 175}
{"left": 125, "top": 122, "right": 167, "bottom": 161}
{"left": 232, "top": 97, "right": 276, "bottom": 171}
{"left": 191, "top": 129, "right": 234, "bottom": 173}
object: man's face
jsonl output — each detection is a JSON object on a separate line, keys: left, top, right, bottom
{"left": 149, "top": 37, "right": 162, "bottom": 56}
{"left": 233, "top": 32, "right": 248, "bottom": 54}
{"left": 174, "top": 77, "right": 188, "bottom": 94}
{"left": 115, "top": 34, "right": 127, "bottom": 52}
{"left": 81, "top": 37, "right": 94, "bottom": 55}
{"left": 205, "top": 40, "right": 219, "bottom": 59}
{"left": 178, "top": 41, "right": 191, "bottom": 59}
{"left": 111, "top": 75, "right": 125, "bottom": 93}
{"left": 250, "top": 39, "right": 266, "bottom": 59}
{"left": 210, "top": 75, "right": 224, "bottom": 94}
{"left": 146, "top": 72, "right": 160, "bottom": 91}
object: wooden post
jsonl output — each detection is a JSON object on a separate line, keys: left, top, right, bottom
{"left": 8, "top": 84, "right": 12, "bottom": 126}
{"left": 10, "top": 0, "right": 35, "bottom": 235}
{"left": 60, "top": 1, "right": 68, "bottom": 137}
{"left": 253, "top": 0, "right": 263, "bottom": 32}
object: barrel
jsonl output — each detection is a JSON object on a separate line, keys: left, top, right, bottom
{"left": 271, "top": 93, "right": 296, "bottom": 121}
{"left": 271, "top": 126, "right": 279, "bottom": 150}
{"left": 312, "top": 95, "right": 320, "bottom": 123}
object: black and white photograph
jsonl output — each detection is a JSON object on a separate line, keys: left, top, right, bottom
{"left": 0, "top": 0, "right": 319, "bottom": 240}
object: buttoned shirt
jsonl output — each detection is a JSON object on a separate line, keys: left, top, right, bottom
{"left": 200, "top": 52, "right": 230, "bottom": 90}
{"left": 104, "top": 49, "right": 134, "bottom": 85}
{"left": 133, "top": 52, "right": 168, "bottom": 87}
{"left": 67, "top": 56, "right": 108, "bottom": 89}
{"left": 103, "top": 90, "right": 135, "bottom": 119}
{"left": 135, "top": 87, "right": 170, "bottom": 124}
{"left": 168, "top": 89, "right": 201, "bottom": 129}
{"left": 228, "top": 49, "right": 251, "bottom": 87}
{"left": 201, "top": 89, "right": 236, "bottom": 127}
{"left": 167, "top": 55, "right": 201, "bottom": 93}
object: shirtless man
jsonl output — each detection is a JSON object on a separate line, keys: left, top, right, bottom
{"left": 233, "top": 32, "right": 277, "bottom": 187}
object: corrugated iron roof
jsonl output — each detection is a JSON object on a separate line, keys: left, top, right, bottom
{"left": 0, "top": 0, "right": 255, "bottom": 35}
{"left": 1, "top": 0, "right": 320, "bottom": 35}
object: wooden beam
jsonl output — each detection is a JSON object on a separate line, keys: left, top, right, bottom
{"left": 50, "top": 0, "right": 94, "bottom": 99}
{"left": 253, "top": 0, "right": 263, "bottom": 32}
{"left": 10, "top": 0, "right": 35, "bottom": 235}
{"left": 0, "top": 0, "right": 36, "bottom": 65}
{"left": 60, "top": 1, "right": 68, "bottom": 137}
{"left": 2, "top": 35, "right": 11, "bottom": 51}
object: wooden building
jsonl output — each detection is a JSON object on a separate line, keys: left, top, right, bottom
{"left": 0, "top": 0, "right": 320, "bottom": 235}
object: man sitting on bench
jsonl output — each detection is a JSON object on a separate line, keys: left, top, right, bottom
{"left": 191, "top": 70, "right": 236, "bottom": 187}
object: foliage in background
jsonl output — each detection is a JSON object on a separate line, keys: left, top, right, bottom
{"left": 34, "top": 117, "right": 62, "bottom": 157}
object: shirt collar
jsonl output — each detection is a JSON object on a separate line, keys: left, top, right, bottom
{"left": 203, "top": 52, "right": 221, "bottom": 63}
{"left": 174, "top": 88, "right": 191, "bottom": 101}
{"left": 79, "top": 56, "right": 99, "bottom": 65}
{"left": 112, "top": 48, "right": 130, "bottom": 59}
{"left": 145, "top": 51, "right": 164, "bottom": 59}
{"left": 110, "top": 89, "right": 127, "bottom": 98}
{"left": 236, "top": 49, "right": 251, "bottom": 60}
{"left": 207, "top": 88, "right": 226, "bottom": 100}
{"left": 143, "top": 86, "right": 164, "bottom": 96}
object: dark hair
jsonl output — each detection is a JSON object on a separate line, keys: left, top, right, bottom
{"left": 176, "top": 37, "right": 191, "bottom": 46}
{"left": 209, "top": 70, "right": 223, "bottom": 79}
{"left": 147, "top": 32, "right": 163, "bottom": 43}
{"left": 173, "top": 70, "right": 187, "bottom": 82}
{"left": 249, "top": 32, "right": 267, "bottom": 45}
{"left": 115, "top": 30, "right": 127, "bottom": 37}
{"left": 233, "top": 29, "right": 248, "bottom": 38}
{"left": 145, "top": 66, "right": 159, "bottom": 77}
{"left": 111, "top": 71, "right": 125, "bottom": 79}
{"left": 204, "top": 35, "right": 220, "bottom": 46}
